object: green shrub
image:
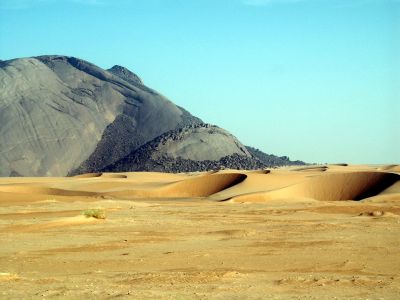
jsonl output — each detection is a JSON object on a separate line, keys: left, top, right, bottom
{"left": 81, "top": 209, "right": 106, "bottom": 219}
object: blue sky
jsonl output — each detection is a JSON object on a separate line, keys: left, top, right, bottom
{"left": 1, "top": 0, "right": 399, "bottom": 163}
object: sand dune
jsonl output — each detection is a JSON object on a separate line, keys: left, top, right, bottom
{"left": 230, "top": 172, "right": 399, "bottom": 202}
{"left": 378, "top": 164, "right": 400, "bottom": 172}
{"left": 2, "top": 168, "right": 398, "bottom": 203}
{"left": 100, "top": 173, "right": 128, "bottom": 179}
{"left": 283, "top": 171, "right": 400, "bottom": 201}
{"left": 0, "top": 184, "right": 99, "bottom": 197}
{"left": 1, "top": 165, "right": 400, "bottom": 299}
{"left": 107, "top": 173, "right": 247, "bottom": 198}
{"left": 292, "top": 165, "right": 328, "bottom": 172}
{"left": 73, "top": 173, "right": 103, "bottom": 178}
{"left": 159, "top": 173, "right": 247, "bottom": 197}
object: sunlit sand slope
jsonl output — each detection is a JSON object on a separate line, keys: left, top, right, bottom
{"left": 229, "top": 172, "right": 399, "bottom": 202}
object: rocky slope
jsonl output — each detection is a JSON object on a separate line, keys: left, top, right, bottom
{"left": 246, "top": 146, "right": 305, "bottom": 167}
{"left": 0, "top": 55, "right": 199, "bottom": 176}
{"left": 102, "top": 124, "right": 267, "bottom": 172}
{"left": 0, "top": 55, "right": 304, "bottom": 176}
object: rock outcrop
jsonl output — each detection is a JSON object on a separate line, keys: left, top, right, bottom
{"left": 246, "top": 146, "right": 305, "bottom": 167}
{"left": 103, "top": 124, "right": 268, "bottom": 172}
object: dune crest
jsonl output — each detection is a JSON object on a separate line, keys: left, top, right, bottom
{"left": 292, "top": 166, "right": 328, "bottom": 172}
{"left": 107, "top": 173, "right": 247, "bottom": 198}
{"left": 159, "top": 173, "right": 247, "bottom": 197}
{"left": 378, "top": 165, "right": 400, "bottom": 172}
{"left": 73, "top": 173, "right": 103, "bottom": 178}
{"left": 100, "top": 173, "right": 128, "bottom": 179}
{"left": 0, "top": 185, "right": 99, "bottom": 197}
{"left": 230, "top": 172, "right": 400, "bottom": 202}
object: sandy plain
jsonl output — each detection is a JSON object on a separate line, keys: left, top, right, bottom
{"left": 0, "top": 164, "right": 399, "bottom": 299}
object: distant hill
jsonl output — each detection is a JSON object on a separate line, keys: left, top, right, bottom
{"left": 102, "top": 124, "right": 266, "bottom": 173}
{"left": 246, "top": 146, "right": 305, "bottom": 167}
{"left": 0, "top": 55, "right": 304, "bottom": 176}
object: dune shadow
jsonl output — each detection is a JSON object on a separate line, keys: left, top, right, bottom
{"left": 160, "top": 173, "right": 248, "bottom": 197}
{"left": 229, "top": 172, "right": 400, "bottom": 202}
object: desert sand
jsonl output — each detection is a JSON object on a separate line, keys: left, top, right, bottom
{"left": 1, "top": 165, "right": 399, "bottom": 299}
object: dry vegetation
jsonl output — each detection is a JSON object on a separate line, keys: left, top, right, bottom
{"left": 81, "top": 209, "right": 106, "bottom": 219}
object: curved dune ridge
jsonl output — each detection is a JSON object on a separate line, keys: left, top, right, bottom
{"left": 73, "top": 172, "right": 129, "bottom": 179}
{"left": 2, "top": 168, "right": 398, "bottom": 202}
{"left": 378, "top": 165, "right": 400, "bottom": 172}
{"left": 0, "top": 184, "right": 99, "bottom": 197}
{"left": 160, "top": 173, "right": 247, "bottom": 197}
{"left": 249, "top": 169, "right": 271, "bottom": 174}
{"left": 292, "top": 166, "right": 328, "bottom": 172}
{"left": 107, "top": 173, "right": 247, "bottom": 198}
{"left": 73, "top": 173, "right": 103, "bottom": 178}
{"left": 230, "top": 172, "right": 400, "bottom": 202}
{"left": 100, "top": 173, "right": 128, "bottom": 179}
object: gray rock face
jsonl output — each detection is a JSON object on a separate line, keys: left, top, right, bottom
{"left": 102, "top": 124, "right": 266, "bottom": 173}
{"left": 0, "top": 55, "right": 304, "bottom": 177}
{"left": 150, "top": 124, "right": 251, "bottom": 161}
{"left": 107, "top": 65, "right": 143, "bottom": 86}
{"left": 0, "top": 55, "right": 198, "bottom": 176}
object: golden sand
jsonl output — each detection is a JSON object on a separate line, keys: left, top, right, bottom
{"left": 0, "top": 165, "right": 399, "bottom": 298}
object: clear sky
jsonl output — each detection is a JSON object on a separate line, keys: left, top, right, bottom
{"left": 1, "top": 0, "right": 399, "bottom": 164}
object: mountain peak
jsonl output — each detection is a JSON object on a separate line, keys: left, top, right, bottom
{"left": 108, "top": 65, "right": 143, "bottom": 85}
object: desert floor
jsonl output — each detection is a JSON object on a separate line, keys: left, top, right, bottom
{"left": 0, "top": 165, "right": 399, "bottom": 299}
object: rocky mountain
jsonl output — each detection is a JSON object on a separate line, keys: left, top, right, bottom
{"left": 0, "top": 55, "right": 304, "bottom": 176}
{"left": 0, "top": 55, "right": 200, "bottom": 176}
